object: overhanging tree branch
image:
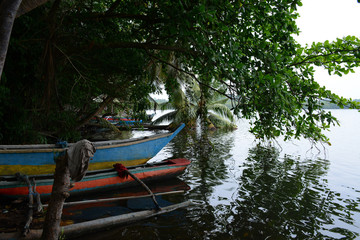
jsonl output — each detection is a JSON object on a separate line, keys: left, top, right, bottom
{"left": 16, "top": 0, "right": 49, "bottom": 17}
{"left": 290, "top": 48, "right": 360, "bottom": 67}
{"left": 88, "top": 13, "right": 164, "bottom": 24}
{"left": 105, "top": 0, "right": 121, "bottom": 14}
{"left": 0, "top": 0, "right": 23, "bottom": 80}
{"left": 92, "top": 41, "right": 191, "bottom": 54}
{"left": 76, "top": 96, "right": 114, "bottom": 130}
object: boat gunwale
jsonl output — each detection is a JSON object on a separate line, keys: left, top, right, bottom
{"left": 0, "top": 163, "right": 187, "bottom": 187}
{"left": 0, "top": 132, "right": 171, "bottom": 151}
{"left": 0, "top": 124, "right": 185, "bottom": 152}
{"left": 94, "top": 132, "right": 173, "bottom": 150}
{"left": 0, "top": 158, "right": 191, "bottom": 180}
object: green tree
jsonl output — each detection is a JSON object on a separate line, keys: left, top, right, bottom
{"left": 1, "top": 0, "right": 360, "bottom": 144}
{"left": 154, "top": 77, "right": 237, "bottom": 130}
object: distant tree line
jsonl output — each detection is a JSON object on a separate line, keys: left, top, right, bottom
{"left": 320, "top": 99, "right": 360, "bottom": 109}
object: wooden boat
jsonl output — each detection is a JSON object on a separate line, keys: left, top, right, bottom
{"left": 0, "top": 123, "right": 185, "bottom": 176}
{"left": 0, "top": 158, "right": 191, "bottom": 198}
{"left": 0, "top": 178, "right": 191, "bottom": 235}
{"left": 103, "top": 116, "right": 143, "bottom": 126}
{"left": 60, "top": 177, "right": 191, "bottom": 221}
{"left": 0, "top": 201, "right": 192, "bottom": 240}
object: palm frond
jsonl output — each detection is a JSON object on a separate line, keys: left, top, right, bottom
{"left": 208, "top": 113, "right": 237, "bottom": 130}
{"left": 188, "top": 106, "right": 198, "bottom": 120}
{"left": 170, "top": 87, "right": 186, "bottom": 109}
{"left": 190, "top": 79, "right": 201, "bottom": 99}
{"left": 96, "top": 116, "right": 121, "bottom": 133}
{"left": 211, "top": 97, "right": 229, "bottom": 105}
{"left": 208, "top": 103, "right": 234, "bottom": 122}
{"left": 152, "top": 111, "right": 177, "bottom": 125}
{"left": 158, "top": 102, "right": 174, "bottom": 111}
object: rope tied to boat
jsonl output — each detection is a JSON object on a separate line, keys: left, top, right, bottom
{"left": 15, "top": 173, "right": 43, "bottom": 236}
{"left": 113, "top": 163, "right": 161, "bottom": 210}
{"left": 56, "top": 140, "right": 68, "bottom": 148}
{"left": 15, "top": 173, "right": 43, "bottom": 212}
{"left": 113, "top": 163, "right": 129, "bottom": 179}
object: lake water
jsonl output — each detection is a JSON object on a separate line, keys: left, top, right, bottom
{"left": 76, "top": 109, "right": 360, "bottom": 240}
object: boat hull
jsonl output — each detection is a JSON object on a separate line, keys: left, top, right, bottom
{"left": 103, "top": 116, "right": 143, "bottom": 126}
{"left": 0, "top": 124, "right": 185, "bottom": 176}
{"left": 0, "top": 158, "right": 190, "bottom": 198}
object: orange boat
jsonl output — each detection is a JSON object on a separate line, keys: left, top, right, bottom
{"left": 0, "top": 158, "right": 190, "bottom": 198}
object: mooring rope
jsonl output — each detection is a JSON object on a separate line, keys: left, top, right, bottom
{"left": 15, "top": 173, "right": 43, "bottom": 236}
{"left": 113, "top": 163, "right": 161, "bottom": 210}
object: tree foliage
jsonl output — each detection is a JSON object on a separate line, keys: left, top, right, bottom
{"left": 154, "top": 77, "right": 237, "bottom": 130}
{"left": 0, "top": 0, "right": 359, "bottom": 144}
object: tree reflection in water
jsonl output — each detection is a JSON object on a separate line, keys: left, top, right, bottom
{"left": 75, "top": 130, "right": 360, "bottom": 240}
{"left": 229, "top": 146, "right": 330, "bottom": 239}
{"left": 176, "top": 130, "right": 359, "bottom": 239}
{"left": 187, "top": 143, "right": 359, "bottom": 240}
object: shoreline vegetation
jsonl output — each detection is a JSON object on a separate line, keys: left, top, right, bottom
{"left": 152, "top": 99, "right": 360, "bottom": 110}
{"left": 320, "top": 99, "right": 360, "bottom": 109}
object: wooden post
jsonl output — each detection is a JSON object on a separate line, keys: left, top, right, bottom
{"left": 41, "top": 154, "right": 70, "bottom": 240}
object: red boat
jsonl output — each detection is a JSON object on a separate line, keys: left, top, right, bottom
{"left": 103, "top": 116, "right": 142, "bottom": 126}
{"left": 0, "top": 158, "right": 191, "bottom": 198}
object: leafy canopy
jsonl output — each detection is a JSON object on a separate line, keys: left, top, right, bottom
{"left": 1, "top": 0, "right": 359, "bottom": 144}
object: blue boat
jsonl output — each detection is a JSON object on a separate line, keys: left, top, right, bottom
{"left": 103, "top": 116, "right": 143, "bottom": 126}
{"left": 0, "top": 124, "right": 185, "bottom": 176}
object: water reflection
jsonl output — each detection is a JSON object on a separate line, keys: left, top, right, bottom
{"left": 155, "top": 129, "right": 237, "bottom": 239}
{"left": 229, "top": 146, "right": 329, "bottom": 239}
{"left": 74, "top": 126, "right": 360, "bottom": 240}
{"left": 182, "top": 142, "right": 359, "bottom": 240}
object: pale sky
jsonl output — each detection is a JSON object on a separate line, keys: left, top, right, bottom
{"left": 295, "top": 0, "right": 360, "bottom": 99}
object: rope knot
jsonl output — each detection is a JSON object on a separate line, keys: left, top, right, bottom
{"left": 113, "top": 163, "right": 129, "bottom": 179}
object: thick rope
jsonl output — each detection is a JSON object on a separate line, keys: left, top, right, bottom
{"left": 113, "top": 163, "right": 161, "bottom": 210}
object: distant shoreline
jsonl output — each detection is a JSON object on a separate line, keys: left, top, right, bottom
{"left": 321, "top": 99, "right": 360, "bottom": 109}
{"left": 152, "top": 98, "right": 360, "bottom": 110}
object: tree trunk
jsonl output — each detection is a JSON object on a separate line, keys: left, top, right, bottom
{"left": 76, "top": 96, "right": 114, "bottom": 129}
{"left": 0, "top": 0, "right": 51, "bottom": 80}
{"left": 16, "top": 0, "right": 49, "bottom": 17}
{"left": 0, "top": 0, "right": 22, "bottom": 80}
{"left": 41, "top": 155, "right": 71, "bottom": 240}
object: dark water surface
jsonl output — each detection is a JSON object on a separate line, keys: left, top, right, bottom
{"left": 75, "top": 110, "right": 360, "bottom": 240}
